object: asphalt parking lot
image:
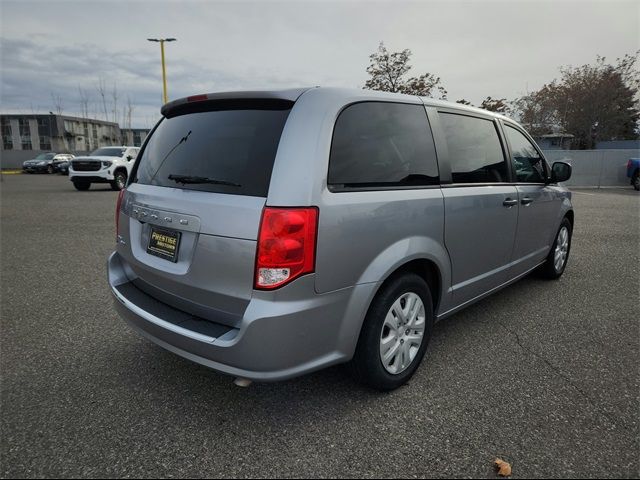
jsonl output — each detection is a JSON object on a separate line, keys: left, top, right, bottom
{"left": 1, "top": 173, "right": 638, "bottom": 478}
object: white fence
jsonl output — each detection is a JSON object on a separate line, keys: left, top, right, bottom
{"left": 543, "top": 149, "right": 639, "bottom": 187}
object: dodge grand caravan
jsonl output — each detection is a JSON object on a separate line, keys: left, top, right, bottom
{"left": 108, "top": 87, "right": 573, "bottom": 390}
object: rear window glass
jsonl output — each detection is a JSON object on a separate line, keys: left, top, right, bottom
{"left": 328, "top": 102, "right": 439, "bottom": 188}
{"left": 134, "top": 107, "right": 291, "bottom": 197}
{"left": 91, "top": 147, "right": 126, "bottom": 157}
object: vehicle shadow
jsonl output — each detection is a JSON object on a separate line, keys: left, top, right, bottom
{"left": 104, "top": 272, "right": 549, "bottom": 430}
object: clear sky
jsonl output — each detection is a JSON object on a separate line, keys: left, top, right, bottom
{"left": 1, "top": 0, "right": 638, "bottom": 127}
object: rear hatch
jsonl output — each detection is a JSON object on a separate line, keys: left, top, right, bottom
{"left": 117, "top": 97, "right": 295, "bottom": 328}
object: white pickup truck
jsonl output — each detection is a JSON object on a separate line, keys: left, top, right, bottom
{"left": 69, "top": 146, "right": 140, "bottom": 191}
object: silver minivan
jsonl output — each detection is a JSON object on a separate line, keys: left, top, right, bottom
{"left": 108, "top": 87, "right": 573, "bottom": 390}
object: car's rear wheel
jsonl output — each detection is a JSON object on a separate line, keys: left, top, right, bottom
{"left": 72, "top": 180, "right": 90, "bottom": 191}
{"left": 633, "top": 173, "right": 639, "bottom": 191}
{"left": 540, "top": 217, "right": 572, "bottom": 279}
{"left": 47, "top": 165, "right": 54, "bottom": 174}
{"left": 350, "top": 273, "right": 434, "bottom": 391}
{"left": 110, "top": 170, "right": 127, "bottom": 191}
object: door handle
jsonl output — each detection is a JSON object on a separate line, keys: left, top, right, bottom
{"left": 503, "top": 198, "right": 518, "bottom": 207}
{"left": 521, "top": 196, "right": 533, "bottom": 206}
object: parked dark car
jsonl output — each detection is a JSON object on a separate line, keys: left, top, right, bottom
{"left": 52, "top": 154, "right": 75, "bottom": 175}
{"left": 22, "top": 153, "right": 58, "bottom": 173}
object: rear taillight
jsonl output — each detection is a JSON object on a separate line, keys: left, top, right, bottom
{"left": 255, "top": 207, "right": 319, "bottom": 289}
{"left": 115, "top": 188, "right": 126, "bottom": 239}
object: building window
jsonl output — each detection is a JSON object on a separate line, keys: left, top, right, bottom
{"left": 39, "top": 135, "right": 51, "bottom": 150}
{"left": 19, "top": 119, "right": 32, "bottom": 150}
{"left": 1, "top": 118, "right": 13, "bottom": 150}
{"left": 133, "top": 131, "right": 142, "bottom": 146}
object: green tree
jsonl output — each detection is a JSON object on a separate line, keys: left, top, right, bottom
{"left": 364, "top": 43, "right": 447, "bottom": 99}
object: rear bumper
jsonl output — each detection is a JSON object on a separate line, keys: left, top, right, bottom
{"left": 108, "top": 252, "right": 376, "bottom": 381}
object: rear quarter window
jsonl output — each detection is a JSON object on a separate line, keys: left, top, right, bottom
{"left": 134, "top": 106, "right": 291, "bottom": 197}
{"left": 328, "top": 102, "right": 439, "bottom": 189}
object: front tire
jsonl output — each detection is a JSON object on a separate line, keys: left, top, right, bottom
{"left": 110, "top": 170, "right": 127, "bottom": 191}
{"left": 540, "top": 217, "right": 572, "bottom": 279}
{"left": 350, "top": 273, "right": 434, "bottom": 391}
{"left": 633, "top": 173, "right": 639, "bottom": 191}
{"left": 72, "top": 180, "right": 90, "bottom": 191}
{"left": 47, "top": 165, "right": 54, "bottom": 174}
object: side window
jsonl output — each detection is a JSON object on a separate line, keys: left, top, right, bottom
{"left": 328, "top": 102, "right": 439, "bottom": 188}
{"left": 504, "top": 125, "right": 547, "bottom": 183}
{"left": 440, "top": 113, "right": 508, "bottom": 183}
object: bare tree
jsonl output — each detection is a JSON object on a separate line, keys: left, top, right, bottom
{"left": 126, "top": 96, "right": 134, "bottom": 130}
{"left": 111, "top": 82, "right": 119, "bottom": 125}
{"left": 78, "top": 86, "right": 91, "bottom": 120}
{"left": 97, "top": 77, "right": 109, "bottom": 122}
{"left": 50, "top": 92, "right": 64, "bottom": 116}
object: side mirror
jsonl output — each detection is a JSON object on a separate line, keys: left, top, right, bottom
{"left": 126, "top": 155, "right": 133, "bottom": 161}
{"left": 551, "top": 161, "right": 572, "bottom": 183}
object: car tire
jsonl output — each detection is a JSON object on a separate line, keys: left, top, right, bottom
{"left": 47, "top": 165, "right": 54, "bottom": 174}
{"left": 633, "top": 173, "right": 639, "bottom": 191}
{"left": 540, "top": 217, "right": 572, "bottom": 279}
{"left": 350, "top": 273, "right": 434, "bottom": 391}
{"left": 72, "top": 180, "right": 91, "bottom": 191}
{"left": 110, "top": 170, "right": 127, "bottom": 191}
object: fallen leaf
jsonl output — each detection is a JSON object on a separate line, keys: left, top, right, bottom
{"left": 495, "top": 458, "right": 512, "bottom": 477}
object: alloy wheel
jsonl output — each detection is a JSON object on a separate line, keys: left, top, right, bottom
{"left": 379, "top": 292, "right": 426, "bottom": 375}
{"left": 554, "top": 226, "right": 569, "bottom": 272}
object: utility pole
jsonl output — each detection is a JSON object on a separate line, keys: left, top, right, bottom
{"left": 147, "top": 38, "right": 177, "bottom": 104}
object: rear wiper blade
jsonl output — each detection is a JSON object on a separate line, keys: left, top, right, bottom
{"left": 168, "top": 174, "right": 241, "bottom": 187}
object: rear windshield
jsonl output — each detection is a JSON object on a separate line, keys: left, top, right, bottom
{"left": 133, "top": 107, "right": 291, "bottom": 197}
{"left": 91, "top": 147, "right": 126, "bottom": 157}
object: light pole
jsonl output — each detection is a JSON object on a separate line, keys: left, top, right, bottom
{"left": 147, "top": 38, "right": 177, "bottom": 105}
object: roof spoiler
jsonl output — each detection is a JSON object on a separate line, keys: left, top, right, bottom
{"left": 160, "top": 88, "right": 313, "bottom": 118}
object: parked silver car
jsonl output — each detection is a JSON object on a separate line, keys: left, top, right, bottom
{"left": 108, "top": 87, "right": 573, "bottom": 390}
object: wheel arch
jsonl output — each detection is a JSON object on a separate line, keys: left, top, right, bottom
{"left": 565, "top": 209, "right": 574, "bottom": 227}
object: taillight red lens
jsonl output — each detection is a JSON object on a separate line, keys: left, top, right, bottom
{"left": 187, "top": 94, "right": 208, "bottom": 102}
{"left": 255, "top": 207, "right": 318, "bottom": 289}
{"left": 116, "top": 188, "right": 126, "bottom": 239}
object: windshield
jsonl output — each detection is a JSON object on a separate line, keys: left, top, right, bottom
{"left": 35, "top": 153, "right": 55, "bottom": 160}
{"left": 90, "top": 147, "right": 125, "bottom": 157}
{"left": 134, "top": 106, "right": 291, "bottom": 197}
